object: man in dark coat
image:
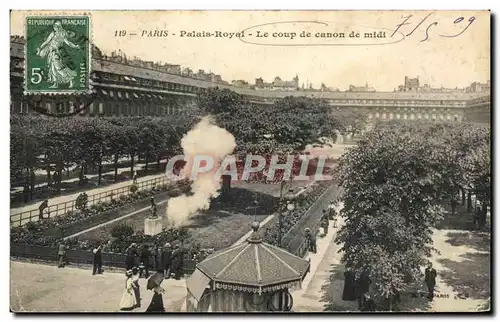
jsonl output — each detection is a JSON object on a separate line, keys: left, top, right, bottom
{"left": 305, "top": 228, "right": 317, "bottom": 253}
{"left": 361, "top": 293, "right": 376, "bottom": 312}
{"left": 355, "top": 272, "right": 371, "bottom": 310}
{"left": 154, "top": 245, "right": 163, "bottom": 273}
{"left": 171, "top": 245, "right": 184, "bottom": 280}
{"left": 162, "top": 243, "right": 173, "bottom": 278}
{"left": 140, "top": 245, "right": 151, "bottom": 278}
{"left": 39, "top": 200, "right": 49, "bottom": 220}
{"left": 424, "top": 263, "right": 437, "bottom": 301}
{"left": 92, "top": 245, "right": 103, "bottom": 275}
{"left": 322, "top": 209, "right": 329, "bottom": 222}
{"left": 321, "top": 217, "right": 329, "bottom": 236}
{"left": 342, "top": 270, "right": 357, "bottom": 301}
{"left": 125, "top": 243, "right": 137, "bottom": 270}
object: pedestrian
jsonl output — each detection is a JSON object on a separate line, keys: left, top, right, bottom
{"left": 133, "top": 171, "right": 138, "bottom": 184}
{"left": 82, "top": 192, "right": 88, "bottom": 210}
{"left": 154, "top": 245, "right": 163, "bottom": 273}
{"left": 342, "top": 270, "right": 357, "bottom": 301}
{"left": 171, "top": 245, "right": 183, "bottom": 280}
{"left": 119, "top": 270, "right": 137, "bottom": 311}
{"left": 333, "top": 215, "right": 338, "bottom": 228}
{"left": 328, "top": 202, "right": 335, "bottom": 220}
{"left": 361, "top": 293, "right": 376, "bottom": 312}
{"left": 39, "top": 200, "right": 49, "bottom": 220}
{"left": 140, "top": 244, "right": 151, "bottom": 278}
{"left": 322, "top": 209, "right": 329, "bottom": 222}
{"left": 473, "top": 207, "right": 480, "bottom": 230}
{"left": 125, "top": 243, "right": 137, "bottom": 270}
{"left": 92, "top": 244, "right": 103, "bottom": 275}
{"left": 132, "top": 267, "right": 141, "bottom": 308}
{"left": 355, "top": 272, "right": 371, "bottom": 310}
{"left": 424, "top": 263, "right": 437, "bottom": 301}
{"left": 305, "top": 228, "right": 317, "bottom": 254}
{"left": 57, "top": 241, "right": 67, "bottom": 268}
{"left": 162, "top": 243, "right": 173, "bottom": 278}
{"left": 146, "top": 286, "right": 165, "bottom": 312}
{"left": 321, "top": 217, "right": 329, "bottom": 236}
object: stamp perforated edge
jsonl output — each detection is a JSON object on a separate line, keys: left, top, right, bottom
{"left": 23, "top": 12, "right": 93, "bottom": 96}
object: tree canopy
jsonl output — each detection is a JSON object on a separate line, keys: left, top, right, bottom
{"left": 334, "top": 120, "right": 491, "bottom": 308}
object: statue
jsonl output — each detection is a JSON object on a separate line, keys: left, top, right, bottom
{"left": 145, "top": 197, "right": 162, "bottom": 236}
{"left": 149, "top": 197, "right": 158, "bottom": 219}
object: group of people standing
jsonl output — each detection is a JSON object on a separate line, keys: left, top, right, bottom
{"left": 304, "top": 200, "right": 342, "bottom": 255}
{"left": 341, "top": 263, "right": 438, "bottom": 311}
{"left": 125, "top": 242, "right": 185, "bottom": 280}
{"left": 120, "top": 241, "right": 185, "bottom": 312}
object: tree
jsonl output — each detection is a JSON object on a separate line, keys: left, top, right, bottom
{"left": 335, "top": 124, "right": 447, "bottom": 309}
{"left": 335, "top": 120, "right": 491, "bottom": 309}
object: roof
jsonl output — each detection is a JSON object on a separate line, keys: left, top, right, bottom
{"left": 196, "top": 226, "right": 309, "bottom": 289}
{"left": 9, "top": 41, "right": 490, "bottom": 102}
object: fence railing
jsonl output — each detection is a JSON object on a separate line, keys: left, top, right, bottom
{"left": 10, "top": 243, "right": 197, "bottom": 275}
{"left": 10, "top": 176, "right": 169, "bottom": 227}
{"left": 284, "top": 184, "right": 342, "bottom": 257}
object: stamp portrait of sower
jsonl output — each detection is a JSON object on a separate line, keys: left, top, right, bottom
{"left": 25, "top": 16, "right": 90, "bottom": 94}
{"left": 36, "top": 21, "right": 80, "bottom": 89}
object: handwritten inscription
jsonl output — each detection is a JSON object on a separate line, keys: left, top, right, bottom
{"left": 391, "top": 13, "right": 476, "bottom": 42}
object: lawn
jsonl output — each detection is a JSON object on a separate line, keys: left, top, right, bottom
{"left": 77, "top": 184, "right": 281, "bottom": 250}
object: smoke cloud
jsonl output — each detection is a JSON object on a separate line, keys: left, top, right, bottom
{"left": 166, "top": 116, "right": 236, "bottom": 226}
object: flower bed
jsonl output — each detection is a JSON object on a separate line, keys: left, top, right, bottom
{"left": 262, "top": 181, "right": 333, "bottom": 246}
{"left": 11, "top": 177, "right": 335, "bottom": 265}
{"left": 10, "top": 181, "right": 191, "bottom": 245}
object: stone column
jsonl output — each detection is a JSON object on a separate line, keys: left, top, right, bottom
{"left": 144, "top": 217, "right": 163, "bottom": 236}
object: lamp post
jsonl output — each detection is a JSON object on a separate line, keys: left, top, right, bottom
{"left": 278, "top": 185, "right": 296, "bottom": 248}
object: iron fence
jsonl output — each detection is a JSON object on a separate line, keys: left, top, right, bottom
{"left": 10, "top": 176, "right": 169, "bottom": 227}
{"left": 283, "top": 184, "right": 342, "bottom": 257}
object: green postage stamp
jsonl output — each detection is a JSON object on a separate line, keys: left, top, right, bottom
{"left": 25, "top": 15, "right": 91, "bottom": 94}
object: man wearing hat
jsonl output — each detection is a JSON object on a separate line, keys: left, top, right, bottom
{"left": 140, "top": 244, "right": 151, "bottom": 278}
{"left": 162, "top": 243, "right": 173, "bottom": 278}
{"left": 57, "top": 241, "right": 67, "bottom": 268}
{"left": 126, "top": 243, "right": 138, "bottom": 270}
{"left": 305, "top": 228, "right": 316, "bottom": 253}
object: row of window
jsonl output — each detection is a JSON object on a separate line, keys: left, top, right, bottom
{"left": 98, "top": 72, "right": 200, "bottom": 94}
{"left": 368, "top": 112, "right": 463, "bottom": 121}
{"left": 10, "top": 99, "right": 187, "bottom": 116}
{"left": 368, "top": 106, "right": 460, "bottom": 112}
{"left": 330, "top": 99, "right": 467, "bottom": 107}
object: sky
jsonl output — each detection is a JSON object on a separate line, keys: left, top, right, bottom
{"left": 10, "top": 10, "right": 490, "bottom": 91}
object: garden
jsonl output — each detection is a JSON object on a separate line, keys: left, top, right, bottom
{"left": 11, "top": 176, "right": 337, "bottom": 264}
{"left": 10, "top": 180, "right": 191, "bottom": 245}
{"left": 11, "top": 88, "right": 363, "bottom": 266}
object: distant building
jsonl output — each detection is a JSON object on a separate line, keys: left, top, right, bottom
{"left": 403, "top": 76, "right": 420, "bottom": 92}
{"left": 255, "top": 75, "right": 299, "bottom": 91}
{"left": 348, "top": 83, "right": 376, "bottom": 92}
{"left": 466, "top": 81, "right": 490, "bottom": 93}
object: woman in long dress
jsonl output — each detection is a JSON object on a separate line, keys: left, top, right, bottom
{"left": 119, "top": 270, "right": 137, "bottom": 311}
{"left": 146, "top": 286, "right": 165, "bottom": 312}
{"left": 146, "top": 272, "right": 165, "bottom": 312}
{"left": 36, "top": 21, "right": 79, "bottom": 89}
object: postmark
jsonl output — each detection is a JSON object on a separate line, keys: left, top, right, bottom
{"left": 24, "top": 15, "right": 91, "bottom": 94}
